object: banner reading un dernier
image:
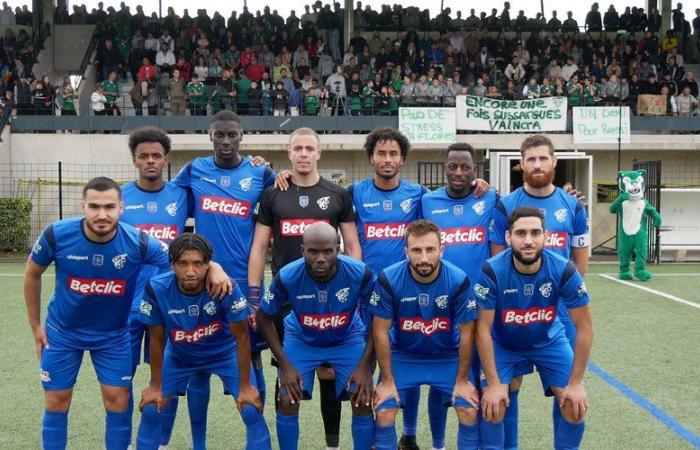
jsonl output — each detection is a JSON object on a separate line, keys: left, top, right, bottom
{"left": 456, "top": 95, "right": 568, "bottom": 132}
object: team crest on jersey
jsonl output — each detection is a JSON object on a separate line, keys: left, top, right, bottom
{"left": 188, "top": 305, "right": 199, "bottom": 317}
{"left": 147, "top": 202, "right": 157, "bottom": 213}
{"left": 473, "top": 200, "right": 486, "bottom": 216}
{"left": 92, "top": 254, "right": 104, "bottom": 267}
{"left": 112, "top": 253, "right": 127, "bottom": 269}
{"left": 239, "top": 177, "right": 252, "bottom": 191}
{"left": 554, "top": 208, "right": 568, "bottom": 223}
{"left": 539, "top": 282, "right": 552, "bottom": 298}
{"left": 524, "top": 284, "right": 534, "bottom": 297}
{"left": 203, "top": 301, "right": 217, "bottom": 316}
{"left": 578, "top": 283, "right": 587, "bottom": 296}
{"left": 317, "top": 196, "right": 330, "bottom": 210}
{"left": 400, "top": 198, "right": 412, "bottom": 213}
{"left": 435, "top": 295, "right": 448, "bottom": 309}
{"left": 299, "top": 195, "right": 309, "bottom": 208}
{"left": 263, "top": 289, "right": 274, "bottom": 303}
{"left": 166, "top": 202, "right": 178, "bottom": 217}
{"left": 318, "top": 291, "right": 328, "bottom": 303}
{"left": 336, "top": 287, "right": 350, "bottom": 303}
{"left": 220, "top": 176, "right": 231, "bottom": 187}
{"left": 419, "top": 293, "right": 430, "bottom": 307}
{"left": 370, "top": 291, "right": 379, "bottom": 306}
{"left": 383, "top": 200, "right": 393, "bottom": 211}
{"left": 140, "top": 300, "right": 152, "bottom": 317}
{"left": 453, "top": 204, "right": 463, "bottom": 216}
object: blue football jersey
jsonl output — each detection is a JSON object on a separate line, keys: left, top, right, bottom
{"left": 139, "top": 272, "right": 248, "bottom": 363}
{"left": 121, "top": 181, "right": 189, "bottom": 312}
{"left": 369, "top": 259, "right": 476, "bottom": 358}
{"left": 30, "top": 217, "right": 170, "bottom": 341}
{"left": 473, "top": 249, "right": 589, "bottom": 351}
{"left": 173, "top": 156, "right": 275, "bottom": 281}
{"left": 261, "top": 255, "right": 375, "bottom": 347}
{"left": 348, "top": 179, "right": 427, "bottom": 273}
{"left": 421, "top": 187, "right": 499, "bottom": 284}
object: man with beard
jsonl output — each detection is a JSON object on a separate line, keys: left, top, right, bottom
{"left": 371, "top": 220, "right": 480, "bottom": 450}
{"left": 24, "top": 177, "right": 231, "bottom": 450}
{"left": 475, "top": 207, "right": 592, "bottom": 450}
{"left": 489, "top": 134, "right": 589, "bottom": 450}
{"left": 256, "top": 222, "right": 376, "bottom": 450}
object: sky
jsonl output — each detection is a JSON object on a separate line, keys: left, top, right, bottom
{"left": 5, "top": 0, "right": 700, "bottom": 25}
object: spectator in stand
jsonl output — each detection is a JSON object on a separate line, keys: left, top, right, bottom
{"left": 661, "top": 85, "right": 677, "bottom": 115}
{"left": 102, "top": 70, "right": 120, "bottom": 116}
{"left": 603, "top": 74, "right": 622, "bottom": 105}
{"left": 186, "top": 72, "right": 207, "bottom": 116}
{"left": 505, "top": 55, "right": 526, "bottom": 84}
{"left": 59, "top": 78, "right": 77, "bottom": 116}
{"left": 562, "top": 56, "right": 579, "bottom": 82}
{"left": 680, "top": 71, "right": 698, "bottom": 97}
{"left": 643, "top": 74, "right": 660, "bottom": 94}
{"left": 168, "top": 68, "right": 186, "bottom": 115}
{"left": 247, "top": 80, "right": 262, "bottom": 115}
{"left": 236, "top": 70, "right": 252, "bottom": 115}
{"left": 96, "top": 38, "right": 123, "bottom": 82}
{"left": 90, "top": 84, "right": 107, "bottom": 115}
{"left": 173, "top": 56, "right": 192, "bottom": 82}
{"left": 155, "top": 42, "right": 175, "bottom": 76}
{"left": 216, "top": 68, "right": 237, "bottom": 112}
{"left": 660, "top": 71, "right": 679, "bottom": 96}
{"left": 674, "top": 86, "right": 698, "bottom": 116}
{"left": 272, "top": 80, "right": 288, "bottom": 115}
{"left": 522, "top": 77, "right": 540, "bottom": 98}
{"left": 566, "top": 73, "right": 583, "bottom": 106}
{"left": 208, "top": 57, "right": 224, "bottom": 83}
{"left": 193, "top": 56, "right": 209, "bottom": 83}
{"left": 245, "top": 56, "right": 266, "bottom": 83}
{"left": 585, "top": 3, "right": 602, "bottom": 31}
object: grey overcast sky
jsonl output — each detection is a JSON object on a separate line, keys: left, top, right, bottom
{"left": 5, "top": 0, "right": 700, "bottom": 26}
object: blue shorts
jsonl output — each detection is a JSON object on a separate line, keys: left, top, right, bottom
{"left": 376, "top": 352, "right": 476, "bottom": 410}
{"left": 161, "top": 349, "right": 255, "bottom": 398}
{"left": 485, "top": 338, "right": 573, "bottom": 396}
{"left": 40, "top": 325, "right": 132, "bottom": 390}
{"left": 281, "top": 336, "right": 367, "bottom": 400}
{"left": 237, "top": 279, "right": 268, "bottom": 353}
{"left": 508, "top": 322, "right": 576, "bottom": 381}
{"left": 129, "top": 310, "right": 150, "bottom": 370}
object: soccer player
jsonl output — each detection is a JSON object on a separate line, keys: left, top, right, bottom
{"left": 173, "top": 110, "right": 275, "bottom": 447}
{"left": 248, "top": 127, "right": 361, "bottom": 450}
{"left": 121, "top": 126, "right": 189, "bottom": 449}
{"left": 24, "top": 177, "right": 231, "bottom": 450}
{"left": 475, "top": 207, "right": 593, "bottom": 450}
{"left": 371, "top": 220, "right": 480, "bottom": 450}
{"left": 256, "top": 222, "right": 375, "bottom": 450}
{"left": 489, "top": 135, "right": 590, "bottom": 449}
{"left": 139, "top": 233, "right": 271, "bottom": 450}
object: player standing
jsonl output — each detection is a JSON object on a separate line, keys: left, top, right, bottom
{"left": 256, "top": 222, "right": 375, "bottom": 450}
{"left": 139, "top": 233, "right": 271, "bottom": 450}
{"left": 371, "top": 220, "right": 480, "bottom": 450}
{"left": 475, "top": 207, "right": 593, "bottom": 449}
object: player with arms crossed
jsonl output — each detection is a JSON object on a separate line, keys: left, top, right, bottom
{"left": 139, "top": 234, "right": 271, "bottom": 450}
{"left": 371, "top": 220, "right": 480, "bottom": 450}
{"left": 256, "top": 222, "right": 375, "bottom": 450}
{"left": 476, "top": 207, "right": 593, "bottom": 450}
{"left": 24, "top": 177, "right": 230, "bottom": 450}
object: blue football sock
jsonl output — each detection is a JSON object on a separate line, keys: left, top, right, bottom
{"left": 504, "top": 390, "right": 519, "bottom": 450}
{"left": 253, "top": 361, "right": 266, "bottom": 408}
{"left": 374, "top": 423, "right": 397, "bottom": 450}
{"left": 127, "top": 385, "right": 134, "bottom": 423}
{"left": 159, "top": 396, "right": 178, "bottom": 446}
{"left": 275, "top": 413, "right": 299, "bottom": 450}
{"left": 552, "top": 398, "right": 562, "bottom": 435}
{"left": 42, "top": 410, "right": 68, "bottom": 450}
{"left": 401, "top": 386, "right": 420, "bottom": 436}
{"left": 187, "top": 372, "right": 211, "bottom": 450}
{"left": 554, "top": 419, "right": 585, "bottom": 450}
{"left": 457, "top": 422, "right": 479, "bottom": 450}
{"left": 428, "top": 387, "right": 448, "bottom": 448}
{"left": 479, "top": 420, "right": 505, "bottom": 450}
{"left": 105, "top": 410, "right": 131, "bottom": 450}
{"left": 240, "top": 404, "right": 271, "bottom": 450}
{"left": 351, "top": 414, "right": 375, "bottom": 450}
{"left": 136, "top": 404, "right": 160, "bottom": 450}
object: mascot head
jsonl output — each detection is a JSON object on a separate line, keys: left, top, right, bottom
{"left": 618, "top": 169, "right": 646, "bottom": 200}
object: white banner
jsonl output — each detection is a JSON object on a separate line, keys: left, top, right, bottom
{"left": 398, "top": 107, "right": 456, "bottom": 144}
{"left": 573, "top": 107, "right": 631, "bottom": 143}
{"left": 455, "top": 95, "right": 568, "bottom": 132}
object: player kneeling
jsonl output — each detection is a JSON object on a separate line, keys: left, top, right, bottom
{"left": 139, "top": 234, "right": 271, "bottom": 450}
{"left": 256, "top": 222, "right": 376, "bottom": 450}
{"left": 371, "top": 220, "right": 480, "bottom": 450}
{"left": 475, "top": 207, "right": 593, "bottom": 450}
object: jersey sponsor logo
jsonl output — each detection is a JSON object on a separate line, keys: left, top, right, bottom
{"left": 399, "top": 317, "right": 450, "bottom": 335}
{"left": 299, "top": 196, "right": 309, "bottom": 208}
{"left": 336, "top": 287, "right": 350, "bottom": 303}
{"left": 539, "top": 282, "right": 552, "bottom": 298}
{"left": 362, "top": 202, "right": 380, "bottom": 208}
{"left": 68, "top": 277, "right": 126, "bottom": 296}
{"left": 300, "top": 312, "right": 350, "bottom": 330}
{"left": 317, "top": 196, "right": 330, "bottom": 210}
{"left": 200, "top": 195, "right": 251, "bottom": 217}
{"left": 474, "top": 283, "right": 489, "bottom": 299}
{"left": 171, "top": 320, "right": 223, "bottom": 344}
{"left": 502, "top": 305, "right": 556, "bottom": 325}
{"left": 112, "top": 253, "right": 128, "bottom": 269}
{"left": 147, "top": 202, "right": 157, "bottom": 213}
{"left": 400, "top": 198, "right": 412, "bottom": 213}
{"left": 435, "top": 295, "right": 448, "bottom": 309}
{"left": 124, "top": 204, "right": 145, "bottom": 210}
{"left": 203, "top": 301, "right": 217, "bottom": 316}
{"left": 545, "top": 231, "right": 568, "bottom": 248}
{"left": 239, "top": 177, "right": 252, "bottom": 191}
{"left": 67, "top": 255, "right": 88, "bottom": 261}
{"left": 165, "top": 202, "right": 178, "bottom": 217}
{"left": 473, "top": 200, "right": 486, "bottom": 215}
{"left": 441, "top": 226, "right": 486, "bottom": 245}
{"left": 220, "top": 176, "right": 231, "bottom": 187}
{"left": 453, "top": 205, "right": 463, "bottom": 216}
{"left": 554, "top": 208, "right": 568, "bottom": 223}
{"left": 364, "top": 223, "right": 408, "bottom": 240}
{"left": 383, "top": 200, "right": 393, "bottom": 211}
{"left": 92, "top": 254, "right": 104, "bottom": 266}
{"left": 135, "top": 224, "right": 179, "bottom": 241}
{"left": 140, "top": 300, "right": 152, "bottom": 316}
{"left": 280, "top": 219, "right": 330, "bottom": 236}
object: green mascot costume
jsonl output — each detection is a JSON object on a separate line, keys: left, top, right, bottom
{"left": 609, "top": 169, "right": 662, "bottom": 281}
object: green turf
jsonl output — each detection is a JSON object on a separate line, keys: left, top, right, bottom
{"left": 1, "top": 263, "right": 699, "bottom": 449}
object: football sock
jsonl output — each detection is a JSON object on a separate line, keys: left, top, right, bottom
{"left": 428, "top": 387, "right": 448, "bottom": 448}
{"left": 42, "top": 410, "right": 68, "bottom": 450}
{"left": 136, "top": 404, "right": 160, "bottom": 450}
{"left": 240, "top": 404, "right": 271, "bottom": 450}
{"left": 479, "top": 420, "right": 505, "bottom": 450}
{"left": 276, "top": 412, "right": 299, "bottom": 450}
{"left": 401, "top": 386, "right": 420, "bottom": 436}
{"left": 554, "top": 419, "right": 585, "bottom": 450}
{"left": 456, "top": 422, "right": 479, "bottom": 450}
{"left": 105, "top": 410, "right": 131, "bottom": 450}
{"left": 552, "top": 398, "right": 563, "bottom": 435}
{"left": 159, "top": 396, "right": 178, "bottom": 446}
{"left": 187, "top": 372, "right": 211, "bottom": 450}
{"left": 504, "top": 390, "right": 520, "bottom": 449}
{"left": 351, "top": 414, "right": 375, "bottom": 450}
{"left": 319, "top": 378, "right": 341, "bottom": 447}
{"left": 374, "top": 423, "right": 397, "bottom": 450}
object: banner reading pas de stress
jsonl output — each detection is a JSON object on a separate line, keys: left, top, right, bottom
{"left": 455, "top": 95, "right": 568, "bottom": 132}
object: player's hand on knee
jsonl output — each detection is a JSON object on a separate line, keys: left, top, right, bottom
{"left": 140, "top": 385, "right": 163, "bottom": 412}
{"left": 481, "top": 383, "right": 509, "bottom": 422}
{"left": 373, "top": 380, "right": 399, "bottom": 409}
{"left": 472, "top": 178, "right": 490, "bottom": 197}
{"left": 279, "top": 363, "right": 303, "bottom": 404}
{"left": 560, "top": 383, "right": 589, "bottom": 421}
{"left": 237, "top": 384, "right": 263, "bottom": 412}
{"left": 32, "top": 325, "right": 49, "bottom": 361}
{"left": 348, "top": 364, "right": 373, "bottom": 407}
{"left": 274, "top": 170, "right": 293, "bottom": 191}
{"left": 452, "top": 377, "right": 480, "bottom": 409}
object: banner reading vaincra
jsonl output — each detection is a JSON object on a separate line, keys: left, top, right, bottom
{"left": 455, "top": 95, "right": 568, "bottom": 132}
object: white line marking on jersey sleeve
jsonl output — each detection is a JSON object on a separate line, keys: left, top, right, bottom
{"left": 598, "top": 274, "right": 700, "bottom": 310}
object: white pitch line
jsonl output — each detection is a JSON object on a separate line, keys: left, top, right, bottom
{"left": 601, "top": 273, "right": 700, "bottom": 277}
{"left": 0, "top": 273, "right": 54, "bottom": 277}
{"left": 598, "top": 274, "right": 700, "bottom": 310}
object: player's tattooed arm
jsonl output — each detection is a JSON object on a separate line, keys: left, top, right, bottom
{"left": 141, "top": 325, "right": 166, "bottom": 412}
{"left": 24, "top": 260, "right": 49, "bottom": 361}
{"left": 562, "top": 304, "right": 593, "bottom": 421}
{"left": 229, "top": 320, "right": 263, "bottom": 412}
{"left": 453, "top": 321, "right": 479, "bottom": 409}
{"left": 205, "top": 262, "right": 233, "bottom": 299}
{"left": 372, "top": 316, "right": 400, "bottom": 408}
{"left": 348, "top": 331, "right": 375, "bottom": 407}
{"left": 475, "top": 308, "right": 509, "bottom": 422}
